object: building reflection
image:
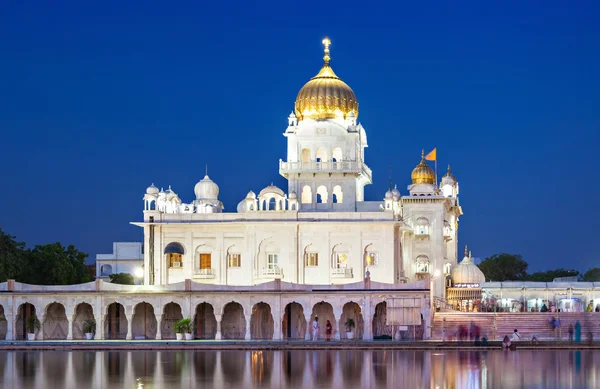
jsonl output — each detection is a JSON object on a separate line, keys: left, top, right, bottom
{"left": 0, "top": 349, "right": 597, "bottom": 388}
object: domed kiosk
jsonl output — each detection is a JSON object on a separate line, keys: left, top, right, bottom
{"left": 447, "top": 246, "right": 486, "bottom": 312}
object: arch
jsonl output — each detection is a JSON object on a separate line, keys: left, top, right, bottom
{"left": 301, "top": 148, "right": 311, "bottom": 164}
{"left": 364, "top": 244, "right": 379, "bottom": 268}
{"left": 291, "top": 203, "right": 296, "bottom": 211}
{"left": 315, "top": 147, "right": 328, "bottom": 162}
{"left": 0, "top": 305, "right": 6, "bottom": 340}
{"left": 415, "top": 217, "right": 430, "bottom": 235}
{"left": 333, "top": 185, "right": 343, "bottom": 204}
{"left": 332, "top": 243, "right": 351, "bottom": 269}
{"left": 148, "top": 198, "right": 156, "bottom": 210}
{"left": 310, "top": 301, "right": 335, "bottom": 340}
{"left": 282, "top": 302, "right": 306, "bottom": 340}
{"left": 104, "top": 302, "right": 127, "bottom": 340}
{"left": 340, "top": 301, "right": 364, "bottom": 339}
{"left": 227, "top": 245, "right": 242, "bottom": 268}
{"left": 304, "top": 244, "right": 319, "bottom": 267}
{"left": 161, "top": 302, "right": 183, "bottom": 340}
{"left": 221, "top": 302, "right": 245, "bottom": 340}
{"left": 416, "top": 255, "right": 430, "bottom": 273}
{"left": 332, "top": 147, "right": 342, "bottom": 162}
{"left": 316, "top": 185, "right": 328, "bottom": 203}
{"left": 301, "top": 185, "right": 312, "bottom": 204}
{"left": 132, "top": 302, "right": 157, "bottom": 339}
{"left": 165, "top": 242, "right": 185, "bottom": 269}
{"left": 268, "top": 197, "right": 277, "bottom": 210}
{"left": 194, "top": 302, "right": 217, "bottom": 339}
{"left": 444, "top": 262, "right": 452, "bottom": 275}
{"left": 42, "top": 302, "right": 69, "bottom": 340}
{"left": 15, "top": 302, "right": 37, "bottom": 340}
{"left": 250, "top": 302, "right": 274, "bottom": 340}
{"left": 372, "top": 301, "right": 392, "bottom": 337}
{"left": 100, "top": 264, "right": 113, "bottom": 276}
{"left": 72, "top": 302, "right": 94, "bottom": 340}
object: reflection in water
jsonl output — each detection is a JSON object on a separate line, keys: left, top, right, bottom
{"left": 1, "top": 349, "right": 598, "bottom": 388}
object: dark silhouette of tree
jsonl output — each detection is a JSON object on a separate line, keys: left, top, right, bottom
{"left": 582, "top": 268, "right": 600, "bottom": 282}
{"left": 109, "top": 272, "right": 135, "bottom": 285}
{"left": 527, "top": 268, "right": 579, "bottom": 282}
{"left": 477, "top": 253, "right": 528, "bottom": 281}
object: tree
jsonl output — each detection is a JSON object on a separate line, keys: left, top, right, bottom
{"left": 109, "top": 272, "right": 135, "bottom": 285}
{"left": 527, "top": 268, "right": 579, "bottom": 282}
{"left": 582, "top": 268, "right": 600, "bottom": 282}
{"left": 0, "top": 228, "right": 27, "bottom": 282}
{"left": 477, "top": 253, "right": 528, "bottom": 281}
{"left": 22, "top": 243, "right": 92, "bottom": 285}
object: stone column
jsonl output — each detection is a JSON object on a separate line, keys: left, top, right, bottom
{"left": 272, "top": 306, "right": 282, "bottom": 340}
{"left": 156, "top": 314, "right": 162, "bottom": 340}
{"left": 215, "top": 314, "right": 222, "bottom": 340}
{"left": 95, "top": 296, "right": 104, "bottom": 340}
{"left": 126, "top": 308, "right": 133, "bottom": 340}
{"left": 363, "top": 298, "right": 373, "bottom": 340}
{"left": 305, "top": 313, "right": 312, "bottom": 340}
{"left": 244, "top": 315, "right": 251, "bottom": 340}
{"left": 7, "top": 316, "right": 14, "bottom": 341}
{"left": 334, "top": 308, "right": 343, "bottom": 340}
{"left": 67, "top": 315, "right": 74, "bottom": 340}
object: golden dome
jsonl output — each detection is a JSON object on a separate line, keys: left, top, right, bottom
{"left": 295, "top": 38, "right": 358, "bottom": 121}
{"left": 411, "top": 150, "right": 436, "bottom": 185}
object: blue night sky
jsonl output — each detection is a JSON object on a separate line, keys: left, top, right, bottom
{"left": 0, "top": 1, "right": 598, "bottom": 272}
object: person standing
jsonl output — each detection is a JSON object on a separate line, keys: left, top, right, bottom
{"left": 325, "top": 320, "right": 332, "bottom": 341}
{"left": 312, "top": 316, "right": 320, "bottom": 341}
{"left": 568, "top": 323, "right": 574, "bottom": 342}
{"left": 574, "top": 321, "right": 581, "bottom": 343}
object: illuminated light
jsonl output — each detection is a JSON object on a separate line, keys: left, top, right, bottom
{"left": 134, "top": 267, "right": 144, "bottom": 278}
{"left": 433, "top": 269, "right": 441, "bottom": 278}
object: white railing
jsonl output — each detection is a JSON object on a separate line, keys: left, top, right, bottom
{"left": 261, "top": 267, "right": 283, "bottom": 278}
{"left": 331, "top": 267, "right": 353, "bottom": 278}
{"left": 193, "top": 268, "right": 215, "bottom": 279}
{"left": 279, "top": 160, "right": 372, "bottom": 181}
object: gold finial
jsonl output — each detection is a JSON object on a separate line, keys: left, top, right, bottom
{"left": 322, "top": 37, "right": 331, "bottom": 65}
{"left": 464, "top": 245, "right": 468, "bottom": 257}
{"left": 421, "top": 149, "right": 425, "bottom": 160}
{"left": 447, "top": 164, "right": 451, "bottom": 172}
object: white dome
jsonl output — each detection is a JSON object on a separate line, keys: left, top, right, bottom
{"left": 289, "top": 191, "right": 298, "bottom": 199}
{"left": 194, "top": 175, "right": 219, "bottom": 200}
{"left": 246, "top": 190, "right": 256, "bottom": 199}
{"left": 391, "top": 185, "right": 400, "bottom": 199}
{"left": 165, "top": 186, "right": 177, "bottom": 200}
{"left": 451, "top": 254, "right": 485, "bottom": 285}
{"left": 259, "top": 185, "right": 285, "bottom": 197}
{"left": 146, "top": 183, "right": 159, "bottom": 195}
{"left": 158, "top": 188, "right": 166, "bottom": 198}
{"left": 384, "top": 189, "right": 393, "bottom": 199}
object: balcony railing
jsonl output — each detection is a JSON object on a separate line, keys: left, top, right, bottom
{"left": 331, "top": 267, "right": 353, "bottom": 278}
{"left": 279, "top": 160, "right": 372, "bottom": 182}
{"left": 261, "top": 267, "right": 283, "bottom": 278}
{"left": 193, "top": 268, "right": 216, "bottom": 279}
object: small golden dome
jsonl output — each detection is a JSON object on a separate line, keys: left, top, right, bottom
{"left": 411, "top": 150, "right": 435, "bottom": 185}
{"left": 295, "top": 38, "right": 358, "bottom": 121}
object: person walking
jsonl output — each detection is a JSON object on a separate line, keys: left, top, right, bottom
{"left": 325, "top": 320, "right": 332, "bottom": 341}
{"left": 568, "top": 323, "right": 574, "bottom": 342}
{"left": 312, "top": 316, "right": 320, "bottom": 341}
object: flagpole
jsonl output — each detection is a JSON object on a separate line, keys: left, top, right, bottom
{"left": 434, "top": 154, "right": 438, "bottom": 190}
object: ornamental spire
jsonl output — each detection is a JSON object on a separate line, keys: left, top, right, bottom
{"left": 322, "top": 37, "right": 331, "bottom": 65}
{"left": 464, "top": 244, "right": 468, "bottom": 257}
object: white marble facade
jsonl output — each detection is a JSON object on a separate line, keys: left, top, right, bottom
{"left": 134, "top": 39, "right": 463, "bottom": 301}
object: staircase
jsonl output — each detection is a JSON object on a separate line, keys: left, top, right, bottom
{"left": 432, "top": 312, "right": 600, "bottom": 341}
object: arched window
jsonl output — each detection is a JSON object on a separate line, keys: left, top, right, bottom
{"left": 268, "top": 197, "right": 277, "bottom": 210}
{"left": 291, "top": 203, "right": 296, "bottom": 211}
{"left": 304, "top": 245, "right": 319, "bottom": 267}
{"left": 315, "top": 147, "right": 328, "bottom": 163}
{"left": 365, "top": 244, "right": 379, "bottom": 267}
{"left": 100, "top": 264, "right": 113, "bottom": 276}
{"left": 301, "top": 148, "right": 311, "bottom": 164}
{"left": 332, "top": 147, "right": 342, "bottom": 163}
{"left": 196, "top": 245, "right": 212, "bottom": 270}
{"left": 444, "top": 262, "right": 452, "bottom": 275}
{"left": 227, "top": 246, "right": 241, "bottom": 268}
{"left": 164, "top": 242, "right": 185, "bottom": 269}
{"left": 332, "top": 244, "right": 350, "bottom": 269}
{"left": 301, "top": 186, "right": 312, "bottom": 204}
{"left": 415, "top": 217, "right": 430, "bottom": 236}
{"left": 316, "top": 185, "right": 328, "bottom": 204}
{"left": 415, "top": 255, "right": 430, "bottom": 273}
{"left": 332, "top": 185, "right": 343, "bottom": 204}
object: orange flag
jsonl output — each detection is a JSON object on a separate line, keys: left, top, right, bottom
{"left": 425, "top": 147, "right": 436, "bottom": 161}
